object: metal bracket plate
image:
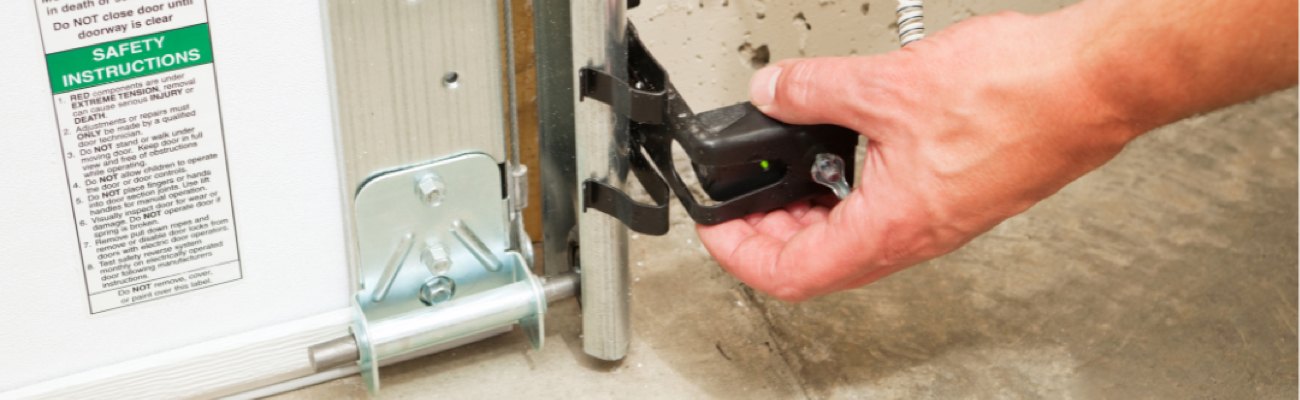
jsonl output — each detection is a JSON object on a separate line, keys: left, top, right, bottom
{"left": 350, "top": 151, "right": 548, "bottom": 392}
{"left": 353, "top": 152, "right": 514, "bottom": 320}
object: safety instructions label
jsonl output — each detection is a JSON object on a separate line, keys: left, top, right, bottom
{"left": 36, "top": 0, "right": 241, "bottom": 313}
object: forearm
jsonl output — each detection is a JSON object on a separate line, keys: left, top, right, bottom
{"left": 1059, "top": 0, "right": 1297, "bottom": 135}
{"left": 704, "top": 2, "right": 1295, "bottom": 301}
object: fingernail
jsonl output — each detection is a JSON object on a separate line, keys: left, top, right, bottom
{"left": 749, "top": 66, "right": 781, "bottom": 107}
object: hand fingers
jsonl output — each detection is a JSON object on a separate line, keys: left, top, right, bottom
{"left": 797, "top": 206, "right": 829, "bottom": 226}
{"left": 751, "top": 209, "right": 804, "bottom": 242}
{"left": 698, "top": 191, "right": 885, "bottom": 302}
{"left": 781, "top": 201, "right": 830, "bottom": 226}
{"left": 696, "top": 219, "right": 779, "bottom": 286}
{"left": 748, "top": 57, "right": 893, "bottom": 140}
{"left": 785, "top": 201, "right": 812, "bottom": 219}
{"left": 757, "top": 194, "right": 880, "bottom": 300}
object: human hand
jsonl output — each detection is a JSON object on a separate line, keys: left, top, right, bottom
{"left": 696, "top": 11, "right": 1142, "bottom": 301}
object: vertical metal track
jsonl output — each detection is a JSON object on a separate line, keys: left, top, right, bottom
{"left": 533, "top": 0, "right": 577, "bottom": 277}
{"left": 571, "top": 0, "right": 631, "bottom": 361}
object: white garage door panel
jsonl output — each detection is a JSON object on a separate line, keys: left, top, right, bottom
{"left": 0, "top": 0, "right": 349, "bottom": 390}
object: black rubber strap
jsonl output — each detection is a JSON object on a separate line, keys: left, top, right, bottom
{"left": 578, "top": 68, "right": 665, "bottom": 125}
{"left": 581, "top": 141, "right": 671, "bottom": 235}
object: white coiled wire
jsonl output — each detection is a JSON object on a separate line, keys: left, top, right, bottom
{"left": 896, "top": 0, "right": 925, "bottom": 47}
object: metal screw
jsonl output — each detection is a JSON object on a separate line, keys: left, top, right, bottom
{"left": 420, "top": 240, "right": 453, "bottom": 276}
{"left": 416, "top": 174, "right": 445, "bottom": 206}
{"left": 812, "top": 153, "right": 851, "bottom": 199}
{"left": 419, "top": 276, "right": 455, "bottom": 306}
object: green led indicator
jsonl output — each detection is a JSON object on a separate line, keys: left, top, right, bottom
{"left": 759, "top": 160, "right": 770, "bottom": 171}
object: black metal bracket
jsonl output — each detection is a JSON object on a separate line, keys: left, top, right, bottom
{"left": 579, "top": 23, "right": 858, "bottom": 235}
{"left": 578, "top": 65, "right": 664, "bottom": 125}
{"left": 581, "top": 138, "right": 671, "bottom": 235}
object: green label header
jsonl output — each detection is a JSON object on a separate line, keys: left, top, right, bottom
{"left": 46, "top": 24, "right": 213, "bottom": 94}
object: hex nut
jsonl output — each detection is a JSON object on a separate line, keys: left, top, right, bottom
{"left": 421, "top": 241, "right": 453, "bottom": 276}
{"left": 419, "top": 276, "right": 455, "bottom": 306}
{"left": 416, "top": 175, "right": 445, "bottom": 206}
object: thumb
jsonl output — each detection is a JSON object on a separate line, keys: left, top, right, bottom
{"left": 749, "top": 57, "right": 875, "bottom": 132}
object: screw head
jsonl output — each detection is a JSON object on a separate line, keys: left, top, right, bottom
{"left": 420, "top": 241, "right": 453, "bottom": 276}
{"left": 416, "top": 175, "right": 445, "bottom": 206}
{"left": 442, "top": 72, "right": 460, "bottom": 89}
{"left": 419, "top": 276, "right": 455, "bottom": 306}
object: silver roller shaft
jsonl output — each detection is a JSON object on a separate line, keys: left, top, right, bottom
{"left": 308, "top": 272, "right": 580, "bottom": 372}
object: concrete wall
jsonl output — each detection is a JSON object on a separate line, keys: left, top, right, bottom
{"left": 629, "top": 0, "right": 1077, "bottom": 110}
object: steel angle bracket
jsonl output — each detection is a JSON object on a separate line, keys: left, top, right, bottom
{"left": 349, "top": 152, "right": 546, "bottom": 393}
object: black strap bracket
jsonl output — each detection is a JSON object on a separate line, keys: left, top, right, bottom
{"left": 578, "top": 68, "right": 665, "bottom": 125}
{"left": 577, "top": 23, "right": 858, "bottom": 235}
{"left": 581, "top": 141, "right": 670, "bottom": 235}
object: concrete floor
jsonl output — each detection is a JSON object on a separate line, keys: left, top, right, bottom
{"left": 278, "top": 89, "right": 1297, "bottom": 398}
{"left": 279, "top": 0, "right": 1296, "bottom": 397}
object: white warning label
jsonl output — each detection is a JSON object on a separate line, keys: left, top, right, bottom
{"left": 36, "top": 0, "right": 241, "bottom": 313}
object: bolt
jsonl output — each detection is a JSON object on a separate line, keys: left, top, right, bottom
{"left": 420, "top": 240, "right": 453, "bottom": 276}
{"left": 811, "top": 153, "right": 851, "bottom": 199}
{"left": 416, "top": 174, "right": 445, "bottom": 206}
{"left": 419, "top": 276, "right": 455, "bottom": 306}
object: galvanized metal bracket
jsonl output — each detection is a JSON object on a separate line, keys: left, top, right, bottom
{"left": 349, "top": 151, "right": 545, "bottom": 392}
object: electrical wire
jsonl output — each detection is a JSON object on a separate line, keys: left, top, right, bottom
{"left": 896, "top": 0, "right": 925, "bottom": 46}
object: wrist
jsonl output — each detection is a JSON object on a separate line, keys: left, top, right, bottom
{"left": 1050, "top": 1, "right": 1198, "bottom": 140}
{"left": 1025, "top": 7, "right": 1148, "bottom": 146}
